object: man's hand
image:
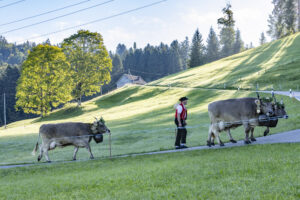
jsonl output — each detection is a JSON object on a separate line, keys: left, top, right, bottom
{"left": 178, "top": 123, "right": 182, "bottom": 127}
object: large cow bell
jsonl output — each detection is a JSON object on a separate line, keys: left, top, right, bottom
{"left": 93, "top": 134, "right": 103, "bottom": 143}
{"left": 258, "top": 114, "right": 278, "bottom": 127}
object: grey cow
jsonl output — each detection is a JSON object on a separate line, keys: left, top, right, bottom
{"left": 32, "top": 118, "right": 110, "bottom": 162}
{"left": 211, "top": 97, "right": 289, "bottom": 145}
{"left": 207, "top": 97, "right": 274, "bottom": 146}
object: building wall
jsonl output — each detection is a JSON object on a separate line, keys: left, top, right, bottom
{"left": 117, "top": 76, "right": 132, "bottom": 88}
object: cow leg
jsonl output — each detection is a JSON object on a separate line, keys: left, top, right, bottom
{"left": 73, "top": 146, "right": 79, "bottom": 161}
{"left": 264, "top": 127, "right": 270, "bottom": 136}
{"left": 207, "top": 125, "right": 216, "bottom": 147}
{"left": 250, "top": 128, "right": 256, "bottom": 141}
{"left": 85, "top": 143, "right": 94, "bottom": 159}
{"left": 211, "top": 134, "right": 215, "bottom": 146}
{"left": 215, "top": 131, "right": 224, "bottom": 146}
{"left": 227, "top": 129, "right": 237, "bottom": 143}
{"left": 37, "top": 145, "right": 43, "bottom": 162}
{"left": 44, "top": 147, "right": 51, "bottom": 163}
{"left": 243, "top": 125, "right": 251, "bottom": 144}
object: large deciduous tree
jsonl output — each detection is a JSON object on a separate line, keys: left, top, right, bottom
{"left": 15, "top": 44, "right": 73, "bottom": 116}
{"left": 62, "top": 30, "right": 112, "bottom": 106}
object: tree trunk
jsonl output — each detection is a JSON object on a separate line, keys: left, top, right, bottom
{"left": 77, "top": 95, "right": 82, "bottom": 107}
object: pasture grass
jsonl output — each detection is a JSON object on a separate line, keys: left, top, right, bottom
{"left": 150, "top": 32, "right": 300, "bottom": 91}
{"left": 0, "top": 143, "right": 299, "bottom": 200}
{"left": 0, "top": 86, "right": 300, "bottom": 165}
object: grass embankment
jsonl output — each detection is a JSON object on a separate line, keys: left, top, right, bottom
{"left": 0, "top": 143, "right": 299, "bottom": 199}
{"left": 150, "top": 33, "right": 300, "bottom": 91}
{"left": 0, "top": 85, "right": 299, "bottom": 165}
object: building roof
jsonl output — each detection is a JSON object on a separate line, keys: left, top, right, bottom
{"left": 117, "top": 73, "right": 147, "bottom": 85}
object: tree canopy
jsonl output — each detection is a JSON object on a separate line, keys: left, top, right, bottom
{"left": 62, "top": 30, "right": 112, "bottom": 106}
{"left": 15, "top": 44, "right": 73, "bottom": 116}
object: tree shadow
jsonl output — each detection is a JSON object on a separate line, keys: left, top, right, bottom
{"left": 32, "top": 106, "right": 84, "bottom": 123}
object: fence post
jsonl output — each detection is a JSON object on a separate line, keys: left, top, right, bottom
{"left": 289, "top": 89, "right": 293, "bottom": 98}
{"left": 109, "top": 133, "right": 112, "bottom": 158}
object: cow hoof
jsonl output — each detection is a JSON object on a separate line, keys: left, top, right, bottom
{"left": 73, "top": 158, "right": 76, "bottom": 161}
{"left": 211, "top": 142, "right": 215, "bottom": 146}
{"left": 220, "top": 143, "right": 225, "bottom": 147}
{"left": 37, "top": 157, "right": 41, "bottom": 162}
{"left": 230, "top": 139, "right": 237, "bottom": 143}
{"left": 251, "top": 138, "right": 256, "bottom": 142}
{"left": 264, "top": 131, "right": 269, "bottom": 136}
{"left": 244, "top": 140, "right": 251, "bottom": 144}
{"left": 46, "top": 160, "right": 51, "bottom": 163}
{"left": 207, "top": 140, "right": 211, "bottom": 147}
{"left": 90, "top": 156, "right": 94, "bottom": 160}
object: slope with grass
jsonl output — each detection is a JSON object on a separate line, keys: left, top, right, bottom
{"left": 0, "top": 85, "right": 300, "bottom": 165}
{"left": 0, "top": 33, "right": 300, "bottom": 165}
{"left": 150, "top": 33, "right": 300, "bottom": 91}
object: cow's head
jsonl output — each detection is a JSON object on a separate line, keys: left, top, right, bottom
{"left": 255, "top": 97, "right": 274, "bottom": 116}
{"left": 273, "top": 99, "right": 288, "bottom": 119}
{"left": 91, "top": 117, "right": 110, "bottom": 143}
{"left": 92, "top": 117, "right": 110, "bottom": 134}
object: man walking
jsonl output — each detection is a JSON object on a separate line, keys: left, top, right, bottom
{"left": 174, "top": 97, "right": 188, "bottom": 149}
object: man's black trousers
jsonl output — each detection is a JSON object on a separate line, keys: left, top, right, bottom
{"left": 174, "top": 118, "right": 187, "bottom": 147}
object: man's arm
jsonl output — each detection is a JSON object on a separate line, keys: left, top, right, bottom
{"left": 177, "top": 114, "right": 182, "bottom": 127}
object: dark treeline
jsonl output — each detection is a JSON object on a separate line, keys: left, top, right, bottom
{"left": 0, "top": 37, "right": 36, "bottom": 125}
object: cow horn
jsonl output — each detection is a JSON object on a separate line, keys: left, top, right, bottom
{"left": 256, "top": 91, "right": 260, "bottom": 99}
{"left": 94, "top": 117, "right": 98, "bottom": 122}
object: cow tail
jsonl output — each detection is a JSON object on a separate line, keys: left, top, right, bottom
{"left": 31, "top": 132, "right": 40, "bottom": 156}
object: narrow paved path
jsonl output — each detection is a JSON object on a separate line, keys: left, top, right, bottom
{"left": 1, "top": 129, "right": 299, "bottom": 169}
{"left": 261, "top": 90, "right": 300, "bottom": 101}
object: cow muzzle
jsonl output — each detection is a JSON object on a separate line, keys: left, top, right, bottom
{"left": 283, "top": 115, "right": 289, "bottom": 119}
{"left": 267, "top": 111, "right": 274, "bottom": 116}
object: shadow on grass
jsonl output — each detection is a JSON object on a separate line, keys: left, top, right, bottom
{"left": 32, "top": 106, "right": 85, "bottom": 123}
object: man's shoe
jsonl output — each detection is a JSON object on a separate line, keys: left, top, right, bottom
{"left": 175, "top": 146, "right": 181, "bottom": 149}
{"left": 180, "top": 145, "right": 188, "bottom": 149}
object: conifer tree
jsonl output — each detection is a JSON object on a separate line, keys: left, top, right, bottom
{"left": 189, "top": 29, "right": 205, "bottom": 68}
{"left": 206, "top": 26, "right": 220, "bottom": 62}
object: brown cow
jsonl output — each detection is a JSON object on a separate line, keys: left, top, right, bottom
{"left": 32, "top": 118, "right": 110, "bottom": 162}
{"left": 207, "top": 97, "right": 274, "bottom": 146}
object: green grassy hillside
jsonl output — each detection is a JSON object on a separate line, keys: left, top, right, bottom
{"left": 0, "top": 85, "right": 299, "bottom": 165}
{"left": 150, "top": 33, "right": 300, "bottom": 91}
{"left": 0, "top": 33, "right": 300, "bottom": 165}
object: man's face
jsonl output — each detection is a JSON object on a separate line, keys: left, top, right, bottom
{"left": 182, "top": 100, "right": 188, "bottom": 105}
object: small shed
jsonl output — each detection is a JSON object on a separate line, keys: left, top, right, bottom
{"left": 116, "top": 74, "right": 147, "bottom": 88}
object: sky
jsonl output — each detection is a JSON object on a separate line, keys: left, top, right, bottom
{"left": 0, "top": 0, "right": 274, "bottom": 51}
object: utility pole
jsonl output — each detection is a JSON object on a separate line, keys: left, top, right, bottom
{"left": 3, "top": 93, "right": 7, "bottom": 129}
{"left": 298, "top": 0, "right": 300, "bottom": 31}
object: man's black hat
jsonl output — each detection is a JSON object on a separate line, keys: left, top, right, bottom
{"left": 179, "top": 97, "right": 188, "bottom": 102}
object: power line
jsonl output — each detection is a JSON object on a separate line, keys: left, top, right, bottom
{"left": 17, "top": 0, "right": 167, "bottom": 43}
{"left": 0, "top": 0, "right": 92, "bottom": 27}
{"left": 0, "top": 0, "right": 115, "bottom": 35}
{"left": 0, "top": 0, "right": 25, "bottom": 9}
